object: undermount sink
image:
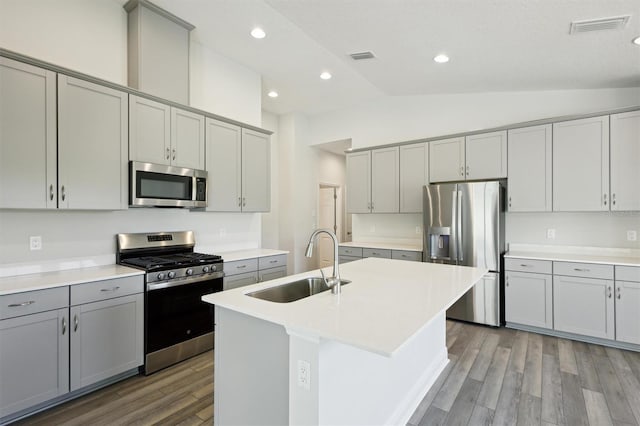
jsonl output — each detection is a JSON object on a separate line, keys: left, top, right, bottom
{"left": 246, "top": 277, "right": 351, "bottom": 303}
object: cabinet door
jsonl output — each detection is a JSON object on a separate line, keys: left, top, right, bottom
{"left": 70, "top": 293, "right": 143, "bottom": 391}
{"left": 171, "top": 107, "right": 205, "bottom": 170}
{"left": 429, "top": 137, "right": 465, "bottom": 183}
{"left": 346, "top": 151, "right": 371, "bottom": 213}
{"left": 223, "top": 272, "right": 259, "bottom": 290}
{"left": 258, "top": 266, "right": 287, "bottom": 283}
{"left": 553, "top": 275, "right": 614, "bottom": 339}
{"left": 57, "top": 75, "right": 128, "bottom": 210}
{"left": 610, "top": 111, "right": 640, "bottom": 211}
{"left": 553, "top": 116, "right": 610, "bottom": 212}
{"left": 0, "top": 58, "right": 57, "bottom": 209}
{"left": 128, "top": 95, "right": 171, "bottom": 166}
{"left": 241, "top": 129, "right": 270, "bottom": 212}
{"left": 399, "top": 142, "right": 429, "bottom": 213}
{"left": 465, "top": 131, "right": 507, "bottom": 180}
{"left": 0, "top": 308, "right": 69, "bottom": 418}
{"left": 507, "top": 125, "right": 552, "bottom": 212}
{"left": 205, "top": 118, "right": 241, "bottom": 212}
{"left": 615, "top": 280, "right": 640, "bottom": 345}
{"left": 371, "top": 147, "right": 399, "bottom": 213}
{"left": 505, "top": 271, "right": 552, "bottom": 329}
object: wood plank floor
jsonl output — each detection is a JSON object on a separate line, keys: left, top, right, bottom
{"left": 13, "top": 321, "right": 640, "bottom": 425}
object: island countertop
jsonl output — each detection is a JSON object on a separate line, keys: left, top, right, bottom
{"left": 202, "top": 258, "right": 486, "bottom": 357}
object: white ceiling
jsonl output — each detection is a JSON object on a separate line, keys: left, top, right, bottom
{"left": 147, "top": 0, "right": 640, "bottom": 116}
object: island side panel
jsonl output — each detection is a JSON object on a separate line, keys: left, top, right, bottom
{"left": 318, "top": 312, "right": 448, "bottom": 426}
{"left": 214, "top": 306, "right": 289, "bottom": 425}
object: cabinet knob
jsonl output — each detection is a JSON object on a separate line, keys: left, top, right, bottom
{"left": 74, "top": 314, "right": 79, "bottom": 332}
{"left": 617, "top": 287, "right": 621, "bottom": 299}
{"left": 607, "top": 286, "right": 612, "bottom": 298}
{"left": 62, "top": 317, "right": 67, "bottom": 335}
{"left": 172, "top": 149, "right": 176, "bottom": 161}
{"left": 603, "top": 193, "right": 607, "bottom": 206}
{"left": 460, "top": 166, "right": 464, "bottom": 176}
{"left": 242, "top": 197, "right": 246, "bottom": 207}
{"left": 508, "top": 196, "right": 512, "bottom": 208}
{"left": 612, "top": 193, "right": 616, "bottom": 206}
{"left": 166, "top": 147, "right": 170, "bottom": 160}
{"left": 238, "top": 197, "right": 242, "bottom": 207}
{"left": 49, "top": 184, "right": 54, "bottom": 201}
{"left": 61, "top": 185, "right": 66, "bottom": 201}
{"left": 466, "top": 165, "right": 470, "bottom": 176}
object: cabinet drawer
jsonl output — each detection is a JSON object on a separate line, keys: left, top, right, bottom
{"left": 338, "top": 246, "right": 363, "bottom": 257}
{"left": 392, "top": 250, "right": 422, "bottom": 262}
{"left": 258, "top": 266, "right": 287, "bottom": 283}
{"left": 71, "top": 276, "right": 143, "bottom": 306}
{"left": 553, "top": 261, "right": 613, "bottom": 280}
{"left": 223, "top": 272, "right": 258, "bottom": 291}
{"left": 258, "top": 255, "right": 287, "bottom": 270}
{"left": 505, "top": 258, "right": 552, "bottom": 274}
{"left": 339, "top": 255, "right": 361, "bottom": 264}
{"left": 224, "top": 258, "right": 258, "bottom": 276}
{"left": 1, "top": 287, "right": 68, "bottom": 320}
{"left": 616, "top": 265, "right": 640, "bottom": 282}
{"left": 363, "top": 248, "right": 391, "bottom": 258}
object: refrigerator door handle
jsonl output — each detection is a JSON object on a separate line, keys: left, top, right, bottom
{"left": 457, "top": 190, "right": 463, "bottom": 263}
{"left": 451, "top": 189, "right": 458, "bottom": 262}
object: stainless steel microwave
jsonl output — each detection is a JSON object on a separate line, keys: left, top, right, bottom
{"left": 130, "top": 161, "right": 207, "bottom": 208}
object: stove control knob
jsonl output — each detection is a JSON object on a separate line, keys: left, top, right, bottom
{"left": 203, "top": 266, "right": 210, "bottom": 273}
{"left": 186, "top": 269, "right": 193, "bottom": 276}
{"left": 168, "top": 271, "right": 176, "bottom": 279}
{"left": 211, "top": 265, "right": 217, "bottom": 272}
{"left": 157, "top": 272, "right": 165, "bottom": 281}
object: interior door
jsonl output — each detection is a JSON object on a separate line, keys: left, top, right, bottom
{"left": 318, "top": 187, "right": 337, "bottom": 269}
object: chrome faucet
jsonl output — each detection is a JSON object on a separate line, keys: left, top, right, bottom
{"left": 305, "top": 229, "right": 341, "bottom": 294}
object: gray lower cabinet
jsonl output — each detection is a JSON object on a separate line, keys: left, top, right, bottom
{"left": 223, "top": 255, "right": 288, "bottom": 290}
{"left": 614, "top": 266, "right": 640, "bottom": 345}
{"left": 258, "top": 266, "right": 287, "bottom": 283}
{"left": 505, "top": 258, "right": 553, "bottom": 329}
{"left": 0, "top": 275, "right": 143, "bottom": 421}
{"left": 0, "top": 308, "right": 69, "bottom": 418}
{"left": 224, "top": 271, "right": 259, "bottom": 291}
{"left": 338, "top": 245, "right": 422, "bottom": 264}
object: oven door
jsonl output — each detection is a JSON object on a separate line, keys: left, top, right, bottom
{"left": 145, "top": 277, "right": 222, "bottom": 355}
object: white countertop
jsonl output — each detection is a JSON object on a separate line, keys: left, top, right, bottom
{"left": 340, "top": 241, "right": 423, "bottom": 252}
{"left": 505, "top": 251, "right": 640, "bottom": 267}
{"left": 218, "top": 248, "right": 289, "bottom": 262}
{"left": 202, "top": 258, "right": 486, "bottom": 357}
{"left": 0, "top": 265, "right": 144, "bottom": 296}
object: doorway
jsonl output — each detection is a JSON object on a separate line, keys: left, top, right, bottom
{"left": 317, "top": 184, "right": 343, "bottom": 269}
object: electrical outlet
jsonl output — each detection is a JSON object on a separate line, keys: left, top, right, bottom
{"left": 546, "top": 229, "right": 556, "bottom": 240}
{"left": 415, "top": 226, "right": 422, "bottom": 235}
{"left": 297, "top": 360, "right": 310, "bottom": 390}
{"left": 219, "top": 228, "right": 226, "bottom": 237}
{"left": 29, "top": 236, "right": 42, "bottom": 251}
{"left": 627, "top": 230, "right": 637, "bottom": 241}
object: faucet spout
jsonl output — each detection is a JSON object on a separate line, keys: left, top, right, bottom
{"left": 305, "top": 229, "right": 341, "bottom": 294}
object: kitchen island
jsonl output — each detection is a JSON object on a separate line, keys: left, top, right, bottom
{"left": 202, "top": 258, "right": 486, "bottom": 425}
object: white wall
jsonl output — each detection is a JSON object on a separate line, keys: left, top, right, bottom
{"left": 309, "top": 88, "right": 640, "bottom": 149}
{"left": 261, "top": 110, "right": 279, "bottom": 249}
{"left": 0, "top": 0, "right": 267, "bottom": 271}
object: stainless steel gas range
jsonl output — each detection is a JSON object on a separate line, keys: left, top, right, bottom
{"left": 116, "top": 231, "right": 223, "bottom": 375}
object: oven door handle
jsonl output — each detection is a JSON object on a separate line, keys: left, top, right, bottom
{"left": 147, "top": 271, "right": 225, "bottom": 291}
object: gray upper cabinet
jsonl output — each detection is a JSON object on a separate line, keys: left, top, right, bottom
{"left": 429, "top": 137, "right": 465, "bottom": 183}
{"left": 346, "top": 147, "right": 399, "bottom": 213}
{"left": 0, "top": 57, "right": 57, "bottom": 209}
{"left": 507, "top": 124, "right": 552, "bottom": 212}
{"left": 57, "top": 75, "right": 128, "bottom": 210}
{"left": 610, "top": 111, "right": 640, "bottom": 211}
{"left": 553, "top": 115, "right": 610, "bottom": 212}
{"left": 465, "top": 131, "right": 507, "bottom": 180}
{"left": 129, "top": 95, "right": 205, "bottom": 169}
{"left": 399, "top": 143, "right": 428, "bottom": 213}
{"left": 205, "top": 118, "right": 270, "bottom": 212}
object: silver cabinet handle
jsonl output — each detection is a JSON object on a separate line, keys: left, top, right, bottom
{"left": 61, "top": 185, "right": 66, "bottom": 201}
{"left": 8, "top": 300, "right": 35, "bottom": 307}
{"left": 62, "top": 317, "right": 67, "bottom": 335}
{"left": 508, "top": 196, "right": 512, "bottom": 208}
{"left": 466, "top": 165, "right": 470, "bottom": 176}
{"left": 459, "top": 166, "right": 464, "bottom": 176}
{"left": 345, "top": 250, "right": 352, "bottom": 253}
{"left": 172, "top": 149, "right": 176, "bottom": 161}
{"left": 100, "top": 286, "right": 120, "bottom": 292}
{"left": 506, "top": 277, "right": 509, "bottom": 287}
{"left": 607, "top": 286, "right": 612, "bottom": 298}
{"left": 166, "top": 147, "right": 170, "bottom": 160}
{"left": 617, "top": 287, "right": 621, "bottom": 299}
{"left": 237, "top": 265, "right": 247, "bottom": 269}
{"left": 612, "top": 193, "right": 616, "bottom": 206}
{"left": 269, "top": 260, "right": 278, "bottom": 264}
{"left": 574, "top": 268, "right": 590, "bottom": 272}
{"left": 603, "top": 193, "right": 607, "bottom": 206}
{"left": 372, "top": 252, "right": 379, "bottom": 255}
{"left": 242, "top": 197, "right": 246, "bottom": 207}
{"left": 520, "top": 264, "right": 532, "bottom": 268}
{"left": 74, "top": 314, "right": 79, "bottom": 332}
{"left": 238, "top": 197, "right": 242, "bottom": 207}
{"left": 49, "top": 184, "right": 54, "bottom": 201}
{"left": 371, "top": 202, "right": 374, "bottom": 211}
{"left": 401, "top": 254, "right": 408, "bottom": 258}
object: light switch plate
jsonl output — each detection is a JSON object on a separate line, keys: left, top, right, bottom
{"left": 627, "top": 230, "right": 637, "bottom": 241}
{"left": 546, "top": 229, "right": 556, "bottom": 239}
{"left": 29, "top": 236, "right": 42, "bottom": 251}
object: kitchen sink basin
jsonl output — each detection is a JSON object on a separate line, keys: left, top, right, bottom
{"left": 246, "top": 277, "right": 351, "bottom": 303}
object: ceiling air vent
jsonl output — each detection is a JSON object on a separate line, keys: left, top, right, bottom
{"left": 349, "top": 51, "right": 376, "bottom": 60}
{"left": 570, "top": 15, "right": 630, "bottom": 34}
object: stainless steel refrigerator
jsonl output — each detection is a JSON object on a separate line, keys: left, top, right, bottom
{"left": 423, "top": 181, "right": 505, "bottom": 326}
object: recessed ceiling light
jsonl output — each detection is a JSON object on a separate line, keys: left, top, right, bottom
{"left": 267, "top": 91, "right": 278, "bottom": 98}
{"left": 433, "top": 54, "right": 449, "bottom": 64}
{"left": 250, "top": 27, "right": 266, "bottom": 39}
{"left": 320, "top": 71, "right": 332, "bottom": 80}
{"left": 633, "top": 36, "right": 640, "bottom": 45}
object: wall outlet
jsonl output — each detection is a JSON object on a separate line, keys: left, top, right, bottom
{"left": 297, "top": 360, "right": 310, "bottom": 390}
{"left": 219, "top": 228, "right": 226, "bottom": 237}
{"left": 415, "top": 226, "right": 422, "bottom": 235}
{"left": 546, "top": 229, "right": 556, "bottom": 240}
{"left": 29, "top": 236, "right": 42, "bottom": 251}
{"left": 627, "top": 230, "right": 637, "bottom": 241}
